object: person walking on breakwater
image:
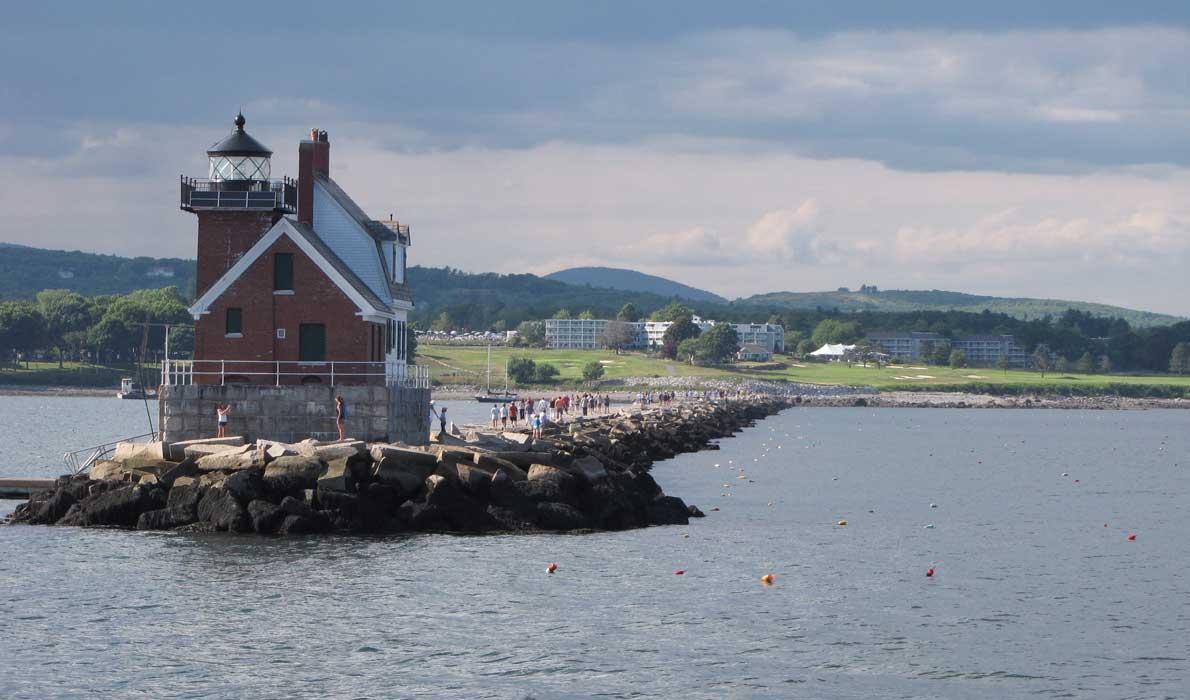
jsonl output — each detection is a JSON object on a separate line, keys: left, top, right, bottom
{"left": 500, "top": 403, "right": 509, "bottom": 430}
{"left": 335, "top": 396, "right": 347, "bottom": 441}
{"left": 508, "top": 400, "right": 518, "bottom": 427}
{"left": 490, "top": 404, "right": 500, "bottom": 428}
{"left": 216, "top": 403, "right": 230, "bottom": 438}
{"left": 429, "top": 400, "right": 442, "bottom": 442}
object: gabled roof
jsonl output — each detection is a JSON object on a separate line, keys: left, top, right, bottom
{"left": 315, "top": 175, "right": 398, "bottom": 242}
{"left": 188, "top": 217, "right": 394, "bottom": 322}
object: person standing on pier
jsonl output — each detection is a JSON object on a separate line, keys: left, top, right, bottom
{"left": 335, "top": 396, "right": 347, "bottom": 441}
{"left": 216, "top": 403, "right": 230, "bottom": 438}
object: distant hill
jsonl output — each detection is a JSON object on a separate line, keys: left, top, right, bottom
{"left": 741, "top": 288, "right": 1183, "bottom": 328}
{"left": 544, "top": 266, "right": 726, "bottom": 303}
{"left": 1, "top": 243, "right": 1181, "bottom": 328}
{"left": 0, "top": 243, "right": 196, "bottom": 299}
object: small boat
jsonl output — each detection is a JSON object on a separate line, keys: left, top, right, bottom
{"left": 117, "top": 377, "right": 157, "bottom": 400}
{"left": 474, "top": 345, "right": 517, "bottom": 403}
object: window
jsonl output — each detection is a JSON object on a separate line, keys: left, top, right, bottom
{"left": 299, "top": 323, "right": 326, "bottom": 362}
{"left": 225, "top": 308, "right": 242, "bottom": 336}
{"left": 274, "top": 253, "right": 294, "bottom": 291}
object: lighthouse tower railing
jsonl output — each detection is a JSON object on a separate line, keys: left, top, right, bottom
{"left": 161, "top": 359, "right": 429, "bottom": 389}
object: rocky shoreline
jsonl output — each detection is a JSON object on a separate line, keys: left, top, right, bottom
{"left": 6, "top": 397, "right": 792, "bottom": 536}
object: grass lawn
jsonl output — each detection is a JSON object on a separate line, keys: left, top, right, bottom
{"left": 416, "top": 345, "right": 1190, "bottom": 396}
{"left": 0, "top": 361, "right": 154, "bottom": 388}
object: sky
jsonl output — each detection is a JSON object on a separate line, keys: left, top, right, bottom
{"left": 1, "top": 1, "right": 1189, "bottom": 314}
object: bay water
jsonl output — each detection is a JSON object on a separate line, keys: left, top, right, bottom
{"left": 1, "top": 397, "right": 1187, "bottom": 698}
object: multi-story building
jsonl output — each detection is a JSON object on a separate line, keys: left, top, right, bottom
{"left": 866, "top": 331, "right": 1028, "bottom": 367}
{"left": 546, "top": 316, "right": 784, "bottom": 353}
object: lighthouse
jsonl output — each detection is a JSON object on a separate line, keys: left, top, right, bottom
{"left": 162, "top": 113, "right": 429, "bottom": 444}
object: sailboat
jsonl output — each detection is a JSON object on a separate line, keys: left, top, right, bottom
{"left": 475, "top": 345, "right": 518, "bottom": 403}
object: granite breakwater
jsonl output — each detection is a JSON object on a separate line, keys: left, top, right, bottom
{"left": 7, "top": 397, "right": 791, "bottom": 535}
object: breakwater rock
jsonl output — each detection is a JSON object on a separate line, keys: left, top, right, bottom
{"left": 8, "top": 398, "right": 791, "bottom": 536}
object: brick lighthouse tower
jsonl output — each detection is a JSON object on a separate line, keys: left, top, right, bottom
{"left": 181, "top": 113, "right": 297, "bottom": 298}
{"left": 161, "top": 113, "right": 429, "bottom": 445}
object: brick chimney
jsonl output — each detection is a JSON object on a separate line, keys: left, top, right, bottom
{"left": 297, "top": 129, "right": 330, "bottom": 224}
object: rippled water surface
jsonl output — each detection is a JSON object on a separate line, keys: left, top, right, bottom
{"left": 2, "top": 400, "right": 1188, "bottom": 698}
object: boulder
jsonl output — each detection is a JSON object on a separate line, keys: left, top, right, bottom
{"left": 397, "top": 501, "right": 448, "bottom": 531}
{"left": 27, "top": 489, "right": 77, "bottom": 525}
{"left": 168, "top": 436, "right": 244, "bottom": 461}
{"left": 451, "top": 463, "right": 491, "bottom": 500}
{"left": 647, "top": 496, "right": 691, "bottom": 526}
{"left": 166, "top": 482, "right": 205, "bottom": 518}
{"left": 112, "top": 441, "right": 169, "bottom": 464}
{"left": 373, "top": 456, "right": 435, "bottom": 493}
{"left": 263, "top": 455, "right": 326, "bottom": 486}
{"left": 298, "top": 439, "right": 366, "bottom": 461}
{"left": 247, "top": 499, "right": 286, "bottom": 534}
{"left": 158, "top": 459, "right": 200, "bottom": 489}
{"left": 278, "top": 514, "right": 321, "bottom": 535}
{"left": 492, "top": 452, "right": 555, "bottom": 469}
{"left": 489, "top": 469, "right": 536, "bottom": 515}
{"left": 196, "top": 445, "right": 262, "bottom": 472}
{"left": 257, "top": 439, "right": 299, "bottom": 461}
{"left": 566, "top": 456, "right": 608, "bottom": 483}
{"left": 172, "top": 475, "right": 198, "bottom": 488}
{"left": 317, "top": 457, "right": 355, "bottom": 492}
{"left": 525, "top": 464, "right": 581, "bottom": 504}
{"left": 279, "top": 495, "right": 316, "bottom": 519}
{"left": 225, "top": 469, "right": 265, "bottom": 505}
{"left": 472, "top": 453, "right": 528, "bottom": 481}
{"left": 499, "top": 432, "right": 533, "bottom": 449}
{"left": 536, "top": 502, "right": 590, "bottom": 531}
{"left": 57, "top": 485, "right": 160, "bottom": 529}
{"left": 196, "top": 488, "right": 251, "bottom": 532}
{"left": 88, "top": 460, "right": 129, "bottom": 482}
{"left": 182, "top": 442, "right": 245, "bottom": 461}
{"left": 369, "top": 444, "right": 438, "bottom": 466}
{"left": 136, "top": 505, "right": 197, "bottom": 530}
{"left": 486, "top": 505, "right": 538, "bottom": 531}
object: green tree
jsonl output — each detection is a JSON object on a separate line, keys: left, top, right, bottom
{"left": 795, "top": 339, "right": 815, "bottom": 357}
{"left": 948, "top": 348, "right": 967, "bottom": 369}
{"left": 1170, "top": 342, "right": 1190, "bottom": 375}
{"left": 581, "top": 360, "right": 605, "bottom": 382}
{"left": 507, "top": 357, "right": 537, "bottom": 384}
{"left": 783, "top": 330, "right": 805, "bottom": 354}
{"left": 36, "top": 290, "right": 92, "bottom": 367}
{"left": 699, "top": 324, "right": 741, "bottom": 364}
{"left": 616, "top": 303, "right": 640, "bottom": 322}
{"left": 552, "top": 309, "right": 572, "bottom": 320}
{"left": 1075, "top": 351, "right": 1094, "bottom": 373}
{"left": 676, "top": 337, "right": 701, "bottom": 364}
{"left": 997, "top": 354, "right": 1011, "bottom": 374}
{"left": 811, "top": 319, "right": 861, "bottom": 347}
{"left": 1055, "top": 356, "right": 1070, "bottom": 373}
{"left": 930, "top": 341, "right": 952, "bottom": 367}
{"left": 513, "top": 321, "right": 545, "bottom": 348}
{"left": 87, "top": 287, "right": 190, "bottom": 361}
{"left": 650, "top": 302, "right": 694, "bottom": 323}
{"left": 0, "top": 301, "right": 46, "bottom": 366}
{"left": 599, "top": 320, "right": 636, "bottom": 355}
{"left": 405, "top": 325, "right": 418, "bottom": 362}
{"left": 431, "top": 311, "right": 453, "bottom": 331}
{"left": 534, "top": 363, "right": 559, "bottom": 383}
{"left": 661, "top": 317, "right": 700, "bottom": 359}
{"left": 1098, "top": 354, "right": 1112, "bottom": 374}
{"left": 578, "top": 309, "right": 597, "bottom": 320}
{"left": 1032, "top": 344, "right": 1052, "bottom": 377}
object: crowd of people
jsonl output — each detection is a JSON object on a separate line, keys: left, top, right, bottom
{"left": 490, "top": 393, "right": 613, "bottom": 439}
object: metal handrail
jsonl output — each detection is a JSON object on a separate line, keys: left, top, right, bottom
{"left": 161, "top": 359, "right": 430, "bottom": 389}
{"left": 63, "top": 431, "right": 159, "bottom": 476}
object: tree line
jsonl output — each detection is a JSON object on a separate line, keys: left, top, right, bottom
{"left": 0, "top": 288, "right": 192, "bottom": 367}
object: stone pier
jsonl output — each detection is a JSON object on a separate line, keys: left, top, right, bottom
{"left": 158, "top": 384, "right": 431, "bottom": 445}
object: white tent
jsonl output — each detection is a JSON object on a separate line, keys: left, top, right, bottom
{"left": 810, "top": 343, "right": 856, "bottom": 358}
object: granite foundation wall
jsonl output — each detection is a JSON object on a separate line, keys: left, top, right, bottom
{"left": 159, "top": 384, "right": 431, "bottom": 445}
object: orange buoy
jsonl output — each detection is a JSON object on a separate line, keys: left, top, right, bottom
{"left": 547, "top": 562, "right": 558, "bottom": 574}
{"left": 926, "top": 567, "right": 935, "bottom": 578}
{"left": 1127, "top": 533, "right": 1137, "bottom": 541}
{"left": 760, "top": 573, "right": 775, "bottom": 586}
{"left": 674, "top": 569, "right": 686, "bottom": 575}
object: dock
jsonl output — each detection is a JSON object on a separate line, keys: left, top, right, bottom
{"left": 0, "top": 478, "right": 55, "bottom": 499}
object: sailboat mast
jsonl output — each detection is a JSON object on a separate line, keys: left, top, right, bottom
{"left": 485, "top": 345, "right": 492, "bottom": 393}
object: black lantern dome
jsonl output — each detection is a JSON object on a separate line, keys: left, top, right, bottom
{"left": 206, "top": 113, "right": 272, "bottom": 181}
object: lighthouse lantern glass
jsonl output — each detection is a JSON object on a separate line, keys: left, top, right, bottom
{"left": 209, "top": 155, "right": 271, "bottom": 182}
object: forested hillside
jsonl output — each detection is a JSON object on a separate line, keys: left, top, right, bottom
{"left": 0, "top": 244, "right": 196, "bottom": 300}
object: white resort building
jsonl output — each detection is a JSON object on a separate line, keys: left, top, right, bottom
{"left": 545, "top": 317, "right": 784, "bottom": 353}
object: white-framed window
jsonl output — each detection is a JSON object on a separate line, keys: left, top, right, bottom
{"left": 276, "top": 328, "right": 286, "bottom": 340}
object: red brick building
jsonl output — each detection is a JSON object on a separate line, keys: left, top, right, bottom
{"left": 177, "top": 114, "right": 415, "bottom": 385}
